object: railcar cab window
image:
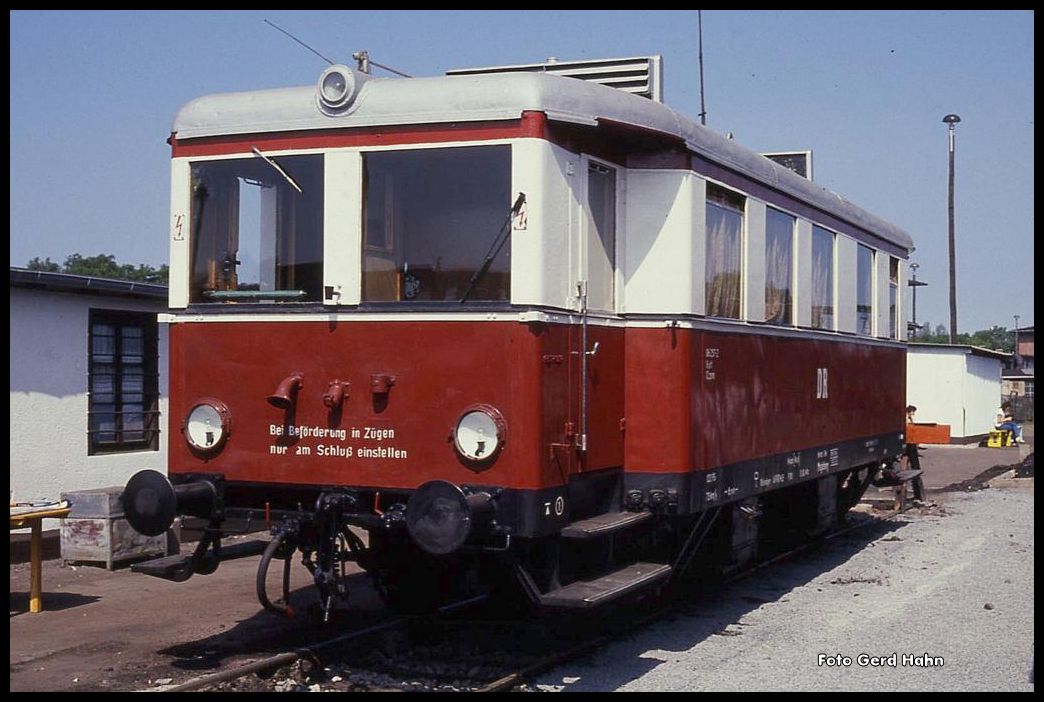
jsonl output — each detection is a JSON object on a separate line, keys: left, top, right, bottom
{"left": 189, "top": 154, "right": 324, "bottom": 303}
{"left": 362, "top": 145, "right": 512, "bottom": 303}
{"left": 705, "top": 184, "right": 745, "bottom": 319}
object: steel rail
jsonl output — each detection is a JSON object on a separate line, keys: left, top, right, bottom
{"left": 158, "top": 617, "right": 408, "bottom": 693}
{"left": 157, "top": 592, "right": 491, "bottom": 692}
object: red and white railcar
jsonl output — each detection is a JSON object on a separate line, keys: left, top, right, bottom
{"left": 123, "top": 56, "right": 912, "bottom": 617}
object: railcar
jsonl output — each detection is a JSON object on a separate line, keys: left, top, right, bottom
{"left": 123, "top": 56, "right": 912, "bottom": 620}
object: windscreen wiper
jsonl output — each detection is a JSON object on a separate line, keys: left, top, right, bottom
{"left": 460, "top": 192, "right": 526, "bottom": 303}
{"left": 251, "top": 147, "right": 303, "bottom": 193}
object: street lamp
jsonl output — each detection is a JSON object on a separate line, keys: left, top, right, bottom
{"left": 943, "top": 113, "right": 961, "bottom": 344}
{"left": 907, "top": 262, "right": 927, "bottom": 339}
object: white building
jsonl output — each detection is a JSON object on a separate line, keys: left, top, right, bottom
{"left": 10, "top": 268, "right": 169, "bottom": 529}
{"left": 906, "top": 343, "right": 1007, "bottom": 443}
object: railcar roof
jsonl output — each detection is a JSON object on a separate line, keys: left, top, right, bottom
{"left": 173, "top": 72, "right": 913, "bottom": 252}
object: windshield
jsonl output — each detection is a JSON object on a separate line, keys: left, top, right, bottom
{"left": 362, "top": 145, "right": 511, "bottom": 303}
{"left": 189, "top": 154, "right": 324, "bottom": 303}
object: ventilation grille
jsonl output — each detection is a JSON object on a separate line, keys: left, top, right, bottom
{"left": 447, "top": 55, "right": 663, "bottom": 102}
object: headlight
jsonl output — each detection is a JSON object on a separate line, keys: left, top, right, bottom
{"left": 183, "top": 400, "right": 230, "bottom": 453}
{"left": 453, "top": 405, "right": 506, "bottom": 468}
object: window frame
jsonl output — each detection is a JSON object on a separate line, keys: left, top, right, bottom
{"left": 889, "top": 256, "right": 900, "bottom": 339}
{"left": 811, "top": 225, "right": 836, "bottom": 331}
{"left": 359, "top": 143, "right": 514, "bottom": 305}
{"left": 705, "top": 183, "right": 746, "bottom": 320}
{"left": 764, "top": 206, "right": 795, "bottom": 326}
{"left": 856, "top": 244, "right": 875, "bottom": 336}
{"left": 187, "top": 153, "right": 326, "bottom": 304}
{"left": 87, "top": 309, "right": 160, "bottom": 455}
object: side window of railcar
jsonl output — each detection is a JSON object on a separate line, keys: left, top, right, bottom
{"left": 889, "top": 256, "right": 900, "bottom": 339}
{"left": 705, "top": 184, "right": 745, "bottom": 319}
{"left": 856, "top": 244, "right": 875, "bottom": 335}
{"left": 361, "top": 145, "right": 511, "bottom": 303}
{"left": 811, "top": 225, "right": 835, "bottom": 330}
{"left": 587, "top": 162, "right": 617, "bottom": 312}
{"left": 765, "top": 207, "right": 795, "bottom": 325}
{"left": 188, "top": 154, "right": 325, "bottom": 303}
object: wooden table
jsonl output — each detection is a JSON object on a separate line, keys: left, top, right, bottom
{"left": 11, "top": 502, "right": 71, "bottom": 613}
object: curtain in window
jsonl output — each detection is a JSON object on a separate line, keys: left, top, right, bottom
{"left": 811, "top": 227, "right": 834, "bottom": 330}
{"left": 765, "top": 209, "right": 793, "bottom": 325}
{"left": 706, "top": 203, "right": 742, "bottom": 319}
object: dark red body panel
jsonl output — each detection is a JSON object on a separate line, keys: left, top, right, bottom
{"left": 170, "top": 319, "right": 902, "bottom": 494}
{"left": 624, "top": 327, "right": 905, "bottom": 473}
{"left": 168, "top": 319, "right": 626, "bottom": 493}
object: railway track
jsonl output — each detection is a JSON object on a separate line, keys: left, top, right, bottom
{"left": 153, "top": 501, "right": 915, "bottom": 692}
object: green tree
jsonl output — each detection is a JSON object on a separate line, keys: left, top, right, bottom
{"left": 25, "top": 253, "right": 168, "bottom": 284}
{"left": 967, "top": 326, "right": 1014, "bottom": 353}
{"left": 26, "top": 256, "right": 61, "bottom": 272}
{"left": 910, "top": 321, "right": 1014, "bottom": 352}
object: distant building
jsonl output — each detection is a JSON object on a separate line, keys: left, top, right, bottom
{"left": 906, "top": 343, "right": 1008, "bottom": 443}
{"left": 10, "top": 267, "right": 169, "bottom": 529}
{"left": 1002, "top": 325, "right": 1034, "bottom": 419}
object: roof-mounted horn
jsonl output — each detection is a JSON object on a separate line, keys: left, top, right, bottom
{"left": 316, "top": 64, "right": 370, "bottom": 115}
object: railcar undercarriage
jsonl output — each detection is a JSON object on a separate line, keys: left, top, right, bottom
{"left": 123, "top": 458, "right": 886, "bottom": 622}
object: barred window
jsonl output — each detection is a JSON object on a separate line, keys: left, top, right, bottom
{"left": 88, "top": 310, "right": 159, "bottom": 454}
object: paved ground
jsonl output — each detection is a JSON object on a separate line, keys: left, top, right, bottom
{"left": 916, "top": 422, "right": 1032, "bottom": 491}
{"left": 534, "top": 482, "right": 1034, "bottom": 692}
{"left": 10, "top": 427, "right": 1032, "bottom": 692}
{"left": 9, "top": 537, "right": 384, "bottom": 692}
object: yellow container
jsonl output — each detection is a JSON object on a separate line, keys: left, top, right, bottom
{"left": 987, "top": 430, "right": 1012, "bottom": 448}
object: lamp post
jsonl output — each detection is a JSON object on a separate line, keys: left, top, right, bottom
{"left": 943, "top": 114, "right": 961, "bottom": 343}
{"left": 1013, "top": 314, "right": 1020, "bottom": 365}
{"left": 907, "top": 262, "right": 927, "bottom": 339}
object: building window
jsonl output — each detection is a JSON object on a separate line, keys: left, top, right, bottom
{"left": 856, "top": 244, "right": 874, "bottom": 335}
{"left": 811, "top": 226, "right": 835, "bottom": 330}
{"left": 88, "top": 310, "right": 159, "bottom": 454}
{"left": 706, "top": 184, "right": 744, "bottom": 319}
{"left": 765, "top": 207, "right": 794, "bottom": 325}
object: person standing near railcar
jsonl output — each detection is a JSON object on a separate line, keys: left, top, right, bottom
{"left": 902, "top": 405, "right": 927, "bottom": 504}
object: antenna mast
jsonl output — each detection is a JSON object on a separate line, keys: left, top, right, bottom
{"left": 698, "top": 10, "right": 707, "bottom": 126}
{"left": 264, "top": 19, "right": 412, "bottom": 78}
{"left": 263, "top": 19, "right": 334, "bottom": 65}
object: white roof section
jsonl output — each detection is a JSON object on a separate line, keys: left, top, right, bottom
{"left": 173, "top": 71, "right": 913, "bottom": 251}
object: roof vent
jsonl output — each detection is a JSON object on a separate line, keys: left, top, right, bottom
{"left": 761, "top": 150, "right": 814, "bottom": 181}
{"left": 447, "top": 55, "right": 663, "bottom": 102}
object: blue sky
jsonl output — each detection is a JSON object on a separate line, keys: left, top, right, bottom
{"left": 9, "top": 10, "right": 1033, "bottom": 332}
